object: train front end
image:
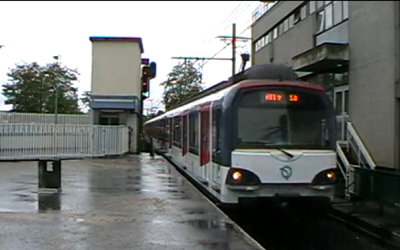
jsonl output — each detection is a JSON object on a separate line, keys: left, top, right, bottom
{"left": 222, "top": 81, "right": 337, "bottom": 208}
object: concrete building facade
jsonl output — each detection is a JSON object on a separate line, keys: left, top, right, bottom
{"left": 89, "top": 37, "right": 144, "bottom": 153}
{"left": 251, "top": 1, "right": 400, "bottom": 170}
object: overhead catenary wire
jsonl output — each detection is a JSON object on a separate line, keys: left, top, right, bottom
{"left": 188, "top": 1, "right": 254, "bottom": 59}
{"left": 152, "top": 2, "right": 258, "bottom": 110}
{"left": 199, "top": 23, "right": 252, "bottom": 69}
{"left": 150, "top": 9, "right": 254, "bottom": 107}
{"left": 188, "top": 1, "right": 247, "bottom": 58}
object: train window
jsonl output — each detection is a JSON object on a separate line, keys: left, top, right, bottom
{"left": 182, "top": 114, "right": 188, "bottom": 154}
{"left": 169, "top": 118, "right": 173, "bottom": 148}
{"left": 173, "top": 117, "right": 182, "bottom": 148}
{"left": 189, "top": 112, "right": 199, "bottom": 154}
{"left": 235, "top": 88, "right": 334, "bottom": 149}
{"left": 212, "top": 107, "right": 222, "bottom": 162}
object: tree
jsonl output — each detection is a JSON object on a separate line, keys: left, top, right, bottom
{"left": 161, "top": 61, "right": 203, "bottom": 110}
{"left": 2, "top": 61, "right": 82, "bottom": 114}
{"left": 80, "top": 90, "right": 91, "bottom": 109}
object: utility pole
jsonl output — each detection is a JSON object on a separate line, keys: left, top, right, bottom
{"left": 53, "top": 55, "right": 61, "bottom": 124}
{"left": 232, "top": 23, "right": 236, "bottom": 78}
{"left": 172, "top": 23, "right": 251, "bottom": 80}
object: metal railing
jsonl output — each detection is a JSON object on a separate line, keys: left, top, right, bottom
{"left": 336, "top": 142, "right": 355, "bottom": 199}
{"left": 346, "top": 122, "right": 376, "bottom": 169}
{"left": 0, "top": 112, "right": 91, "bottom": 125}
{"left": 336, "top": 121, "right": 376, "bottom": 200}
{"left": 0, "top": 123, "right": 129, "bottom": 160}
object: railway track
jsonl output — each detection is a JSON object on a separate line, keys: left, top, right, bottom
{"left": 158, "top": 151, "right": 397, "bottom": 250}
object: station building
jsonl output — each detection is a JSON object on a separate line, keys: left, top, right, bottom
{"left": 89, "top": 37, "right": 144, "bottom": 153}
{"left": 251, "top": 1, "right": 400, "bottom": 170}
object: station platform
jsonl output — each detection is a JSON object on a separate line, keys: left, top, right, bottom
{"left": 0, "top": 155, "right": 264, "bottom": 250}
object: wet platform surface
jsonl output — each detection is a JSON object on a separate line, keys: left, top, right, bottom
{"left": 0, "top": 155, "right": 262, "bottom": 250}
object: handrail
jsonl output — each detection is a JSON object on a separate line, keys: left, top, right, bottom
{"left": 346, "top": 122, "right": 376, "bottom": 169}
{"left": 337, "top": 142, "right": 351, "bottom": 177}
{"left": 336, "top": 142, "right": 353, "bottom": 199}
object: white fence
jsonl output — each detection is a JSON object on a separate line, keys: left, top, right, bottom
{"left": 0, "top": 124, "right": 130, "bottom": 160}
{"left": 0, "top": 112, "right": 91, "bottom": 124}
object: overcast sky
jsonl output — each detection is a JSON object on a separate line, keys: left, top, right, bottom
{"left": 0, "top": 1, "right": 261, "bottom": 112}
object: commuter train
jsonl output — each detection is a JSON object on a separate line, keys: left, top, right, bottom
{"left": 144, "top": 64, "right": 337, "bottom": 208}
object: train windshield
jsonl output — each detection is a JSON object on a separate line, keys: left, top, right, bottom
{"left": 236, "top": 88, "right": 335, "bottom": 149}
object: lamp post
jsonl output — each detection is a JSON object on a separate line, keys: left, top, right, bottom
{"left": 53, "top": 55, "right": 61, "bottom": 124}
{"left": 41, "top": 73, "right": 50, "bottom": 113}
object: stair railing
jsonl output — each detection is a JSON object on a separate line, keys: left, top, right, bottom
{"left": 336, "top": 141, "right": 355, "bottom": 199}
{"left": 346, "top": 122, "right": 376, "bottom": 170}
{"left": 336, "top": 121, "right": 376, "bottom": 199}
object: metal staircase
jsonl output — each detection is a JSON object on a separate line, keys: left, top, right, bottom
{"left": 336, "top": 122, "right": 376, "bottom": 200}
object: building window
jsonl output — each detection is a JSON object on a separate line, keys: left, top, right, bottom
{"left": 261, "top": 36, "right": 265, "bottom": 47}
{"left": 294, "top": 10, "right": 301, "bottom": 24}
{"left": 333, "top": 1, "right": 342, "bottom": 25}
{"left": 266, "top": 33, "right": 270, "bottom": 43}
{"left": 278, "top": 23, "right": 284, "bottom": 35}
{"left": 317, "top": 1, "right": 324, "bottom": 9}
{"left": 309, "top": 1, "right": 316, "bottom": 14}
{"left": 288, "top": 15, "right": 294, "bottom": 28}
{"left": 317, "top": 0, "right": 348, "bottom": 34}
{"left": 317, "top": 11, "right": 325, "bottom": 33}
{"left": 343, "top": 1, "right": 349, "bottom": 19}
{"left": 300, "top": 5, "right": 307, "bottom": 20}
{"left": 273, "top": 27, "right": 278, "bottom": 39}
{"left": 325, "top": 3, "right": 333, "bottom": 29}
{"left": 325, "top": 1, "right": 332, "bottom": 5}
{"left": 283, "top": 19, "right": 289, "bottom": 32}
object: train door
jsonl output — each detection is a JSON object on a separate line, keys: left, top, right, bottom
{"left": 182, "top": 112, "right": 189, "bottom": 157}
{"left": 200, "top": 104, "right": 211, "bottom": 181}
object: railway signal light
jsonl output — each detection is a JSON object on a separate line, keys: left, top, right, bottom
{"left": 142, "top": 66, "right": 151, "bottom": 79}
{"left": 141, "top": 61, "right": 156, "bottom": 99}
{"left": 141, "top": 66, "right": 150, "bottom": 99}
{"left": 142, "top": 76, "right": 149, "bottom": 93}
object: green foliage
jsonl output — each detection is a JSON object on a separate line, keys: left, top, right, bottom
{"left": 161, "top": 61, "right": 203, "bottom": 110}
{"left": 2, "top": 62, "right": 82, "bottom": 114}
{"left": 80, "top": 90, "right": 91, "bottom": 109}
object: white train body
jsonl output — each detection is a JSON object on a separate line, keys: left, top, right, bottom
{"left": 144, "top": 77, "right": 338, "bottom": 206}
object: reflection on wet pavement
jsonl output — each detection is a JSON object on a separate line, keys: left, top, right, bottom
{"left": 0, "top": 155, "right": 261, "bottom": 250}
{"left": 38, "top": 193, "right": 61, "bottom": 212}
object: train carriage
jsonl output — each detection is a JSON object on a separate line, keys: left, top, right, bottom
{"left": 144, "top": 65, "right": 337, "bottom": 208}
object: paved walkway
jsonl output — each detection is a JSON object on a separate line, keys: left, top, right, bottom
{"left": 0, "top": 155, "right": 262, "bottom": 250}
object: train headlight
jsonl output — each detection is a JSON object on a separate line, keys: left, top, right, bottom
{"left": 326, "top": 171, "right": 336, "bottom": 181}
{"left": 226, "top": 168, "right": 261, "bottom": 186}
{"left": 311, "top": 168, "right": 337, "bottom": 186}
{"left": 232, "top": 171, "right": 242, "bottom": 181}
